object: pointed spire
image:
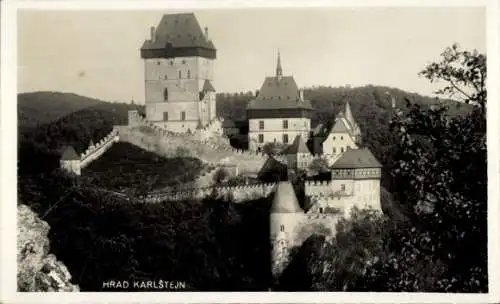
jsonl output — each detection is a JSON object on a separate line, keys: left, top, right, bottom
{"left": 345, "top": 101, "right": 354, "bottom": 126}
{"left": 276, "top": 49, "right": 283, "bottom": 79}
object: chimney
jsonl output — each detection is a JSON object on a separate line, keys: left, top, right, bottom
{"left": 299, "top": 89, "right": 304, "bottom": 101}
{"left": 150, "top": 26, "right": 156, "bottom": 42}
{"left": 204, "top": 26, "right": 209, "bottom": 41}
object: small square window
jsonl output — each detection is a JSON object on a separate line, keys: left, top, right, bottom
{"left": 182, "top": 60, "right": 186, "bottom": 64}
{"left": 157, "top": 61, "right": 161, "bottom": 65}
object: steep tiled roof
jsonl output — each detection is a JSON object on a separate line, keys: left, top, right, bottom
{"left": 202, "top": 79, "right": 216, "bottom": 92}
{"left": 141, "top": 13, "right": 215, "bottom": 51}
{"left": 271, "top": 181, "right": 303, "bottom": 213}
{"left": 61, "top": 146, "right": 79, "bottom": 161}
{"left": 258, "top": 156, "right": 287, "bottom": 177}
{"left": 247, "top": 76, "right": 313, "bottom": 110}
{"left": 330, "top": 117, "right": 351, "bottom": 133}
{"left": 284, "top": 134, "right": 311, "bottom": 155}
{"left": 331, "top": 148, "right": 382, "bottom": 169}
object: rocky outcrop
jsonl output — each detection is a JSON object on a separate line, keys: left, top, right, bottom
{"left": 17, "top": 204, "right": 79, "bottom": 292}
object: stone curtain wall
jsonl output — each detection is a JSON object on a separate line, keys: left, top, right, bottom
{"left": 141, "top": 182, "right": 277, "bottom": 203}
{"left": 60, "top": 129, "right": 119, "bottom": 175}
{"left": 119, "top": 111, "right": 268, "bottom": 174}
{"left": 80, "top": 130, "right": 120, "bottom": 169}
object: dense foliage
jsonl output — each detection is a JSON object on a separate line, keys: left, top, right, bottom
{"left": 281, "top": 44, "right": 487, "bottom": 292}
{"left": 82, "top": 142, "right": 206, "bottom": 195}
{"left": 22, "top": 169, "right": 273, "bottom": 291}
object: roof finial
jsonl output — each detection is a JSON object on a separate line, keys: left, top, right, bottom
{"left": 276, "top": 49, "right": 283, "bottom": 79}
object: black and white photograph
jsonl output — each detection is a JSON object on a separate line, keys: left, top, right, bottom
{"left": 1, "top": 0, "right": 499, "bottom": 303}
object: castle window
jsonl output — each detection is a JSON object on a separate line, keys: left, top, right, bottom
{"left": 259, "top": 120, "right": 264, "bottom": 130}
{"left": 182, "top": 60, "right": 186, "bottom": 64}
{"left": 333, "top": 147, "right": 336, "bottom": 153}
{"left": 280, "top": 225, "right": 285, "bottom": 232}
{"left": 178, "top": 70, "right": 182, "bottom": 79}
{"left": 333, "top": 136, "right": 336, "bottom": 140}
{"left": 341, "top": 136, "right": 344, "bottom": 140}
{"left": 187, "top": 70, "right": 191, "bottom": 79}
{"left": 163, "top": 88, "right": 169, "bottom": 101}
{"left": 283, "top": 120, "right": 288, "bottom": 129}
{"left": 341, "top": 184, "right": 345, "bottom": 191}
{"left": 258, "top": 134, "right": 264, "bottom": 143}
{"left": 157, "top": 61, "right": 161, "bottom": 65}
{"left": 319, "top": 207, "right": 323, "bottom": 213}
{"left": 170, "top": 61, "right": 173, "bottom": 66}
{"left": 283, "top": 134, "right": 289, "bottom": 144}
{"left": 164, "top": 75, "right": 168, "bottom": 80}
{"left": 181, "top": 111, "right": 186, "bottom": 121}
{"left": 341, "top": 147, "right": 344, "bottom": 153}
{"left": 163, "top": 112, "right": 168, "bottom": 121}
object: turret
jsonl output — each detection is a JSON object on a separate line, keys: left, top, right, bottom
{"left": 60, "top": 146, "right": 81, "bottom": 175}
{"left": 270, "top": 181, "right": 304, "bottom": 279}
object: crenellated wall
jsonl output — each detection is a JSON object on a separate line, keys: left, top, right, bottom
{"left": 80, "top": 130, "right": 120, "bottom": 169}
{"left": 141, "top": 182, "right": 277, "bottom": 203}
{"left": 60, "top": 130, "right": 119, "bottom": 175}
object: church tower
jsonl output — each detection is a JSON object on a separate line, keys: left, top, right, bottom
{"left": 270, "top": 182, "right": 304, "bottom": 279}
{"left": 140, "top": 13, "right": 217, "bottom": 133}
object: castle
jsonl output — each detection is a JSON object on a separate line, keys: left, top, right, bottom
{"left": 60, "top": 12, "right": 383, "bottom": 280}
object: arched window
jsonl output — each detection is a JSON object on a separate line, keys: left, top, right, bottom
{"left": 163, "top": 88, "right": 168, "bottom": 101}
{"left": 187, "top": 70, "right": 191, "bottom": 79}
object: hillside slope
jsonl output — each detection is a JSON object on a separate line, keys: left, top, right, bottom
{"left": 18, "top": 91, "right": 106, "bottom": 128}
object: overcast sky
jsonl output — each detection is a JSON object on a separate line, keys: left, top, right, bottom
{"left": 17, "top": 7, "right": 485, "bottom": 103}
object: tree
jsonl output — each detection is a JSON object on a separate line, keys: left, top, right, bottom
{"left": 361, "top": 44, "right": 487, "bottom": 292}
{"left": 419, "top": 43, "right": 486, "bottom": 108}
{"left": 213, "top": 168, "right": 229, "bottom": 184}
{"left": 262, "top": 142, "right": 287, "bottom": 156}
{"left": 308, "top": 157, "right": 329, "bottom": 175}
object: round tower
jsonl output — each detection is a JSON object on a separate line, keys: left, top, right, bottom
{"left": 270, "top": 181, "right": 304, "bottom": 279}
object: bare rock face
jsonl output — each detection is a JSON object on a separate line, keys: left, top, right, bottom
{"left": 17, "top": 204, "right": 79, "bottom": 292}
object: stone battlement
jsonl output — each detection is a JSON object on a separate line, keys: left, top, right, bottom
{"left": 142, "top": 182, "right": 277, "bottom": 203}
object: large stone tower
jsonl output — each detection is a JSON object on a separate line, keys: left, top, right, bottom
{"left": 270, "top": 181, "right": 304, "bottom": 279}
{"left": 140, "top": 13, "right": 217, "bottom": 133}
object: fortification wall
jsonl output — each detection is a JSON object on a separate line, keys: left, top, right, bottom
{"left": 60, "top": 129, "right": 119, "bottom": 175}
{"left": 80, "top": 130, "right": 119, "bottom": 168}
{"left": 119, "top": 111, "right": 268, "bottom": 174}
{"left": 142, "top": 182, "right": 277, "bottom": 203}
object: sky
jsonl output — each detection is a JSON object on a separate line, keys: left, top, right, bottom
{"left": 17, "top": 7, "right": 486, "bottom": 103}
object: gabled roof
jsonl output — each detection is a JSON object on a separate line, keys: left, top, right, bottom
{"left": 61, "top": 146, "right": 79, "bottom": 161}
{"left": 284, "top": 134, "right": 311, "bottom": 155}
{"left": 141, "top": 13, "right": 215, "bottom": 51}
{"left": 202, "top": 79, "right": 216, "bottom": 92}
{"left": 271, "top": 181, "right": 303, "bottom": 213}
{"left": 330, "top": 117, "right": 351, "bottom": 133}
{"left": 258, "top": 156, "right": 287, "bottom": 177}
{"left": 247, "top": 76, "right": 313, "bottom": 110}
{"left": 331, "top": 148, "right": 382, "bottom": 169}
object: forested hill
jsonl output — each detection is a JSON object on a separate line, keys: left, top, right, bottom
{"left": 216, "top": 85, "right": 472, "bottom": 124}
{"left": 18, "top": 92, "right": 105, "bottom": 128}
